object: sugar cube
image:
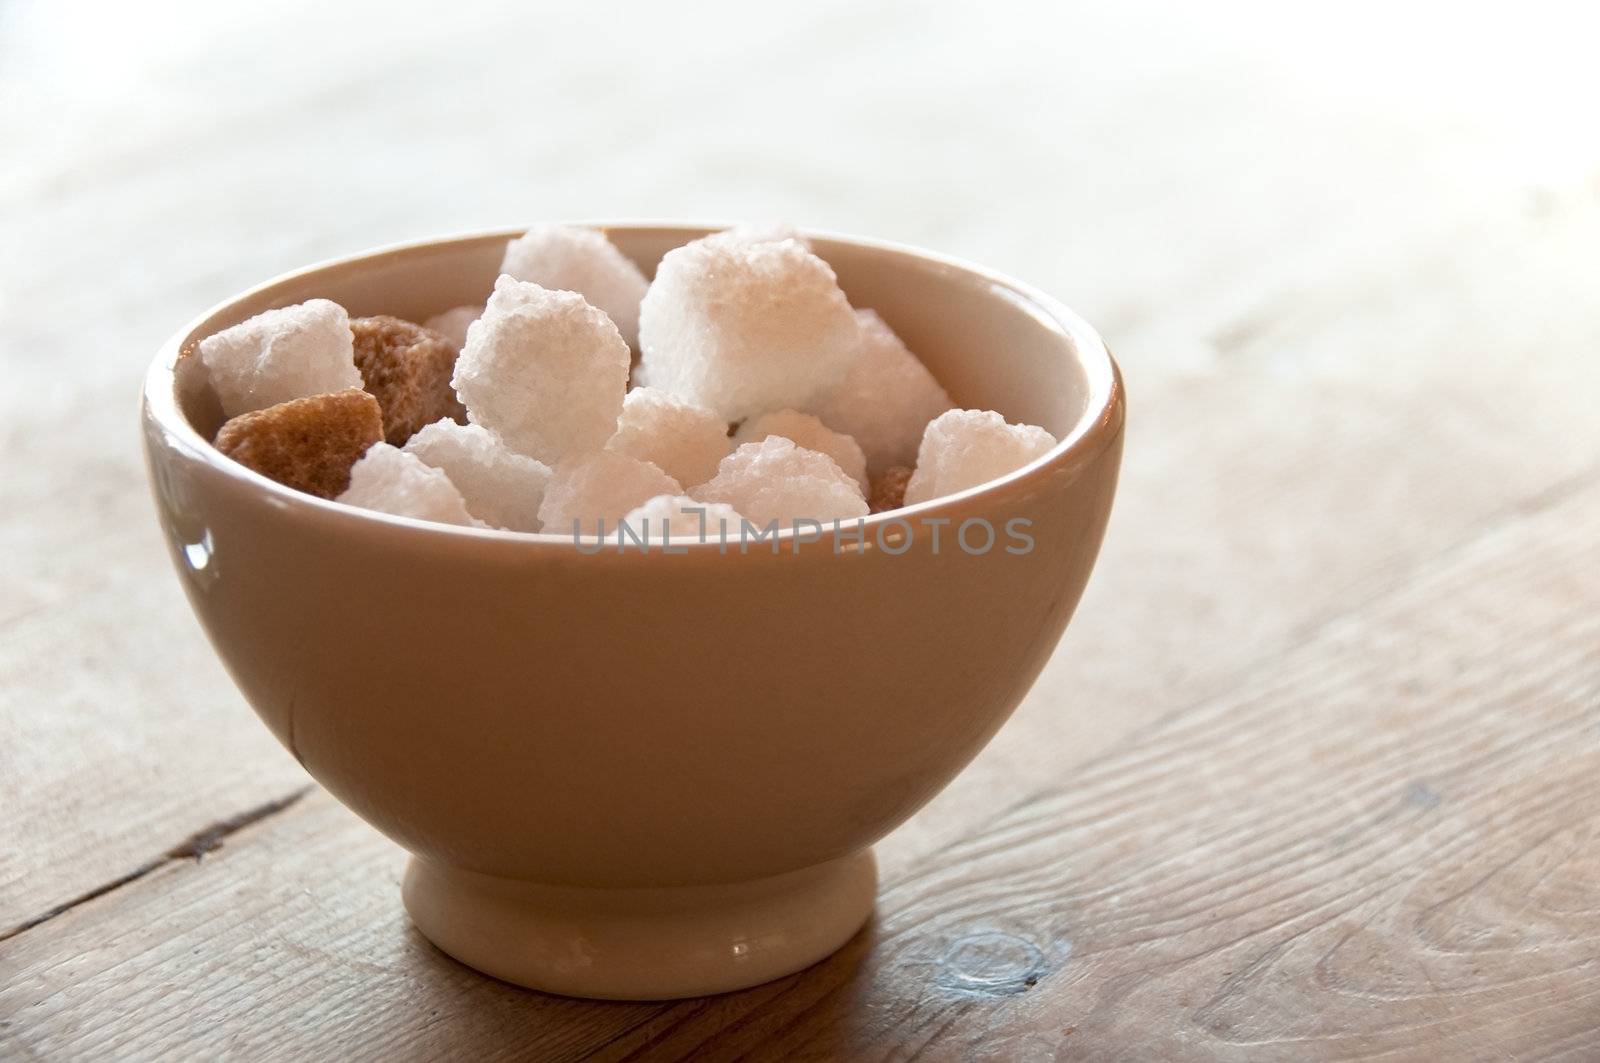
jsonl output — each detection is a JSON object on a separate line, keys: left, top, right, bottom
{"left": 537, "top": 450, "right": 682, "bottom": 534}
{"left": 350, "top": 315, "right": 466, "bottom": 445}
{"left": 423, "top": 305, "right": 481, "bottom": 349}
{"left": 707, "top": 222, "right": 811, "bottom": 249}
{"left": 452, "top": 276, "right": 630, "bottom": 465}
{"left": 402, "top": 420, "right": 551, "bottom": 532}
{"left": 213, "top": 389, "right": 382, "bottom": 499}
{"left": 500, "top": 225, "right": 649, "bottom": 348}
{"left": 199, "top": 298, "right": 361, "bottom": 417}
{"left": 691, "top": 436, "right": 867, "bottom": 529}
{"left": 620, "top": 494, "right": 744, "bottom": 543}
{"left": 868, "top": 465, "right": 913, "bottom": 514}
{"left": 637, "top": 236, "right": 861, "bottom": 420}
{"left": 903, "top": 410, "right": 1058, "bottom": 505}
{"left": 605, "top": 386, "right": 731, "bottom": 488}
{"left": 337, "top": 442, "right": 481, "bottom": 527}
{"left": 811, "top": 309, "right": 951, "bottom": 475}
{"left": 733, "top": 409, "right": 867, "bottom": 490}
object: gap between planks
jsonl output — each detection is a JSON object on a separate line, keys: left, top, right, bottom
{"left": 0, "top": 787, "right": 313, "bottom": 944}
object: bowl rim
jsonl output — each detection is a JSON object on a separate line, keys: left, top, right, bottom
{"left": 141, "top": 221, "right": 1125, "bottom": 549}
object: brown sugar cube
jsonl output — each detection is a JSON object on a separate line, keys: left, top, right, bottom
{"left": 350, "top": 315, "right": 467, "bottom": 445}
{"left": 213, "top": 389, "right": 383, "bottom": 499}
{"left": 869, "top": 465, "right": 913, "bottom": 513}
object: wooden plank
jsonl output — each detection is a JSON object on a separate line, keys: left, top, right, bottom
{"left": 3, "top": 444, "right": 1595, "bottom": 1061}
{"left": 876, "top": 181, "right": 1600, "bottom": 876}
{"left": 587, "top": 470, "right": 1600, "bottom": 1061}
{"left": 0, "top": 540, "right": 311, "bottom": 927}
{"left": 8, "top": 178, "right": 1597, "bottom": 930}
{"left": 0, "top": 794, "right": 665, "bottom": 1063}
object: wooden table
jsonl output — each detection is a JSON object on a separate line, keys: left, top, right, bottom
{"left": 3, "top": 3, "right": 1597, "bottom": 1059}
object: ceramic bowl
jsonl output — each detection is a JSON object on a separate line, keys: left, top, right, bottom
{"left": 141, "top": 223, "right": 1124, "bottom": 999}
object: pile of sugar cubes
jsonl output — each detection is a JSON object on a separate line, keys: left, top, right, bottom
{"left": 197, "top": 224, "right": 1060, "bottom": 539}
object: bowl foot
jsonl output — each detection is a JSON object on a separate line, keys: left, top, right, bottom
{"left": 402, "top": 849, "right": 877, "bottom": 999}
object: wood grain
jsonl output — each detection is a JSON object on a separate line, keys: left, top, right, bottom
{"left": 0, "top": 794, "right": 664, "bottom": 1062}
{"left": 601, "top": 478, "right": 1600, "bottom": 1061}
{"left": 3, "top": 0, "right": 1598, "bottom": 1057}
{"left": 3, "top": 449, "right": 1595, "bottom": 1061}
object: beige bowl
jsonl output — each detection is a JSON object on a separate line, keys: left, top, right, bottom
{"left": 141, "top": 224, "right": 1125, "bottom": 999}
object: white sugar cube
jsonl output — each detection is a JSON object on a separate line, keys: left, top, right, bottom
{"left": 638, "top": 236, "right": 861, "bottom": 420}
{"left": 733, "top": 409, "right": 867, "bottom": 490}
{"left": 500, "top": 225, "right": 649, "bottom": 348}
{"left": 537, "top": 450, "right": 682, "bottom": 535}
{"left": 620, "top": 494, "right": 744, "bottom": 543}
{"left": 903, "top": 410, "right": 1058, "bottom": 505}
{"left": 198, "top": 299, "right": 361, "bottom": 418}
{"left": 336, "top": 442, "right": 481, "bottom": 527}
{"left": 811, "top": 309, "right": 952, "bottom": 476}
{"left": 691, "top": 436, "right": 867, "bottom": 529}
{"left": 605, "top": 386, "right": 731, "bottom": 488}
{"left": 452, "top": 276, "right": 629, "bottom": 466}
{"left": 423, "top": 305, "right": 481, "bottom": 349}
{"left": 402, "top": 420, "right": 551, "bottom": 532}
{"left": 707, "top": 222, "right": 811, "bottom": 249}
